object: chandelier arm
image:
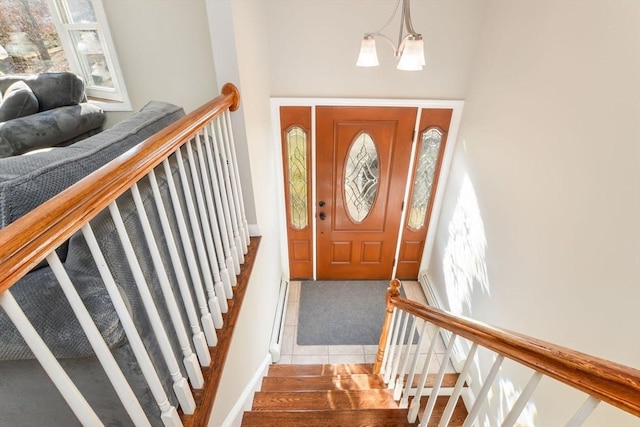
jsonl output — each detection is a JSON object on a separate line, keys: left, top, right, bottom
{"left": 367, "top": 32, "right": 398, "bottom": 54}
{"left": 373, "top": 0, "right": 401, "bottom": 35}
{"left": 397, "top": 0, "right": 406, "bottom": 54}
{"left": 403, "top": 0, "right": 419, "bottom": 36}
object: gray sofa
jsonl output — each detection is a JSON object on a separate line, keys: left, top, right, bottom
{"left": 0, "top": 100, "right": 191, "bottom": 425}
{"left": 0, "top": 72, "right": 106, "bottom": 158}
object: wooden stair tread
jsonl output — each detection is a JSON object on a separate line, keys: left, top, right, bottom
{"left": 268, "top": 363, "right": 374, "bottom": 377}
{"left": 404, "top": 373, "right": 460, "bottom": 389}
{"left": 414, "top": 395, "right": 468, "bottom": 427}
{"left": 261, "top": 373, "right": 386, "bottom": 392}
{"left": 252, "top": 389, "right": 399, "bottom": 411}
{"left": 241, "top": 408, "right": 417, "bottom": 426}
{"left": 261, "top": 372, "right": 460, "bottom": 392}
{"left": 245, "top": 363, "right": 467, "bottom": 426}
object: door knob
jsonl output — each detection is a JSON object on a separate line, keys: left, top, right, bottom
{"left": 319, "top": 201, "right": 326, "bottom": 207}
{"left": 319, "top": 212, "right": 326, "bottom": 220}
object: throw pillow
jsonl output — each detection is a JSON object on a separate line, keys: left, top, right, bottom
{"left": 0, "top": 81, "right": 39, "bottom": 122}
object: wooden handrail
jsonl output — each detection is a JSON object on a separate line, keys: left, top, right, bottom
{"left": 377, "top": 280, "right": 640, "bottom": 417}
{"left": 0, "top": 83, "right": 240, "bottom": 295}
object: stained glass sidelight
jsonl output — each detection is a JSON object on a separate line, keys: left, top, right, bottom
{"left": 344, "top": 132, "right": 379, "bottom": 223}
{"left": 286, "top": 127, "right": 308, "bottom": 229}
{"left": 408, "top": 128, "right": 443, "bottom": 230}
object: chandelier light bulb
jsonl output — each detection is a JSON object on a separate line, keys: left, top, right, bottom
{"left": 356, "top": 35, "right": 379, "bottom": 67}
{"left": 397, "top": 36, "right": 424, "bottom": 71}
{"left": 355, "top": 0, "right": 425, "bottom": 71}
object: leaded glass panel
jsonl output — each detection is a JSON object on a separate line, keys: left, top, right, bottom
{"left": 287, "top": 126, "right": 308, "bottom": 229}
{"left": 344, "top": 132, "right": 379, "bottom": 223}
{"left": 408, "top": 128, "right": 443, "bottom": 230}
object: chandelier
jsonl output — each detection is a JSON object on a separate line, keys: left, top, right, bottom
{"left": 356, "top": 0, "right": 425, "bottom": 71}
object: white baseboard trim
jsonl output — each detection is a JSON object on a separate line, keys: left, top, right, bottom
{"left": 269, "top": 279, "right": 289, "bottom": 363}
{"left": 419, "top": 270, "right": 478, "bottom": 416}
{"left": 220, "top": 354, "right": 272, "bottom": 427}
{"left": 248, "top": 223, "right": 261, "bottom": 236}
{"left": 418, "top": 270, "right": 467, "bottom": 371}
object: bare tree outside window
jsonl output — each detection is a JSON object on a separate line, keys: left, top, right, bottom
{"left": 0, "top": 0, "right": 69, "bottom": 74}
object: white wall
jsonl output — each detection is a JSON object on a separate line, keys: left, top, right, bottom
{"left": 207, "top": 1, "right": 283, "bottom": 425}
{"left": 427, "top": 1, "right": 640, "bottom": 425}
{"left": 102, "top": 0, "right": 218, "bottom": 127}
{"left": 267, "top": 0, "right": 485, "bottom": 99}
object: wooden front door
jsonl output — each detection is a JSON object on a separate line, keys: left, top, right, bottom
{"left": 316, "top": 106, "right": 416, "bottom": 279}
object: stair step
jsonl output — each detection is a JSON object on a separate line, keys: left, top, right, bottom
{"left": 414, "top": 396, "right": 468, "bottom": 427}
{"left": 252, "top": 389, "right": 399, "bottom": 411}
{"left": 268, "top": 363, "right": 374, "bottom": 377}
{"left": 241, "top": 408, "right": 417, "bottom": 426}
{"left": 261, "top": 373, "right": 386, "bottom": 392}
{"left": 402, "top": 373, "right": 460, "bottom": 389}
{"left": 261, "top": 372, "right": 460, "bottom": 392}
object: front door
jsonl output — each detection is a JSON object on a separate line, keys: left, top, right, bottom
{"left": 316, "top": 106, "right": 416, "bottom": 279}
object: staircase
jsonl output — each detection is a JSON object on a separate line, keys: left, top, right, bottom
{"left": 241, "top": 363, "right": 467, "bottom": 426}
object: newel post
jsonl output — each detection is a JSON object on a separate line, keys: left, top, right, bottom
{"left": 374, "top": 278, "right": 401, "bottom": 374}
{"left": 221, "top": 83, "right": 240, "bottom": 112}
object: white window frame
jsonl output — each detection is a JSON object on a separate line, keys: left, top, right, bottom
{"left": 47, "top": 0, "right": 131, "bottom": 111}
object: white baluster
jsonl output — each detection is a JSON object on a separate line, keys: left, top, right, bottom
{"left": 108, "top": 201, "right": 196, "bottom": 414}
{"left": 384, "top": 310, "right": 405, "bottom": 383}
{"left": 394, "top": 316, "right": 420, "bottom": 400}
{"left": 501, "top": 371, "right": 543, "bottom": 427}
{"left": 47, "top": 252, "right": 151, "bottom": 426}
{"left": 130, "top": 183, "right": 205, "bottom": 388}
{"left": 198, "top": 127, "right": 238, "bottom": 284}
{"left": 420, "top": 333, "right": 458, "bottom": 427}
{"left": 148, "top": 168, "right": 212, "bottom": 366}
{"left": 177, "top": 146, "right": 228, "bottom": 316}
{"left": 195, "top": 130, "right": 234, "bottom": 297}
{"left": 0, "top": 291, "right": 105, "bottom": 427}
{"left": 219, "top": 111, "right": 248, "bottom": 253}
{"left": 380, "top": 307, "right": 398, "bottom": 376}
{"left": 462, "top": 354, "right": 505, "bottom": 427}
{"left": 224, "top": 109, "right": 250, "bottom": 246}
{"left": 439, "top": 343, "right": 479, "bottom": 427}
{"left": 389, "top": 311, "right": 412, "bottom": 390}
{"left": 565, "top": 396, "right": 601, "bottom": 427}
{"left": 399, "top": 320, "right": 429, "bottom": 407}
{"left": 82, "top": 224, "right": 182, "bottom": 426}
{"left": 407, "top": 326, "right": 441, "bottom": 423}
{"left": 162, "top": 157, "right": 221, "bottom": 339}
{"left": 213, "top": 118, "right": 244, "bottom": 264}
{"left": 185, "top": 141, "right": 229, "bottom": 313}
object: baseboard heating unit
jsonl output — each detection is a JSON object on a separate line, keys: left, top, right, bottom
{"left": 269, "top": 279, "right": 289, "bottom": 363}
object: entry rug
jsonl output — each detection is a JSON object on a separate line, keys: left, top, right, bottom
{"left": 297, "top": 280, "right": 400, "bottom": 346}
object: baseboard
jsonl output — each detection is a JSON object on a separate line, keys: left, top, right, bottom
{"left": 418, "top": 270, "right": 468, "bottom": 371}
{"left": 248, "top": 223, "right": 261, "bottom": 236}
{"left": 220, "top": 354, "right": 271, "bottom": 427}
{"left": 419, "top": 270, "right": 478, "bottom": 414}
{"left": 269, "top": 279, "right": 289, "bottom": 362}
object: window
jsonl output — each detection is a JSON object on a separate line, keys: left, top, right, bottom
{"left": 286, "top": 126, "right": 309, "bottom": 230}
{"left": 0, "top": 0, "right": 130, "bottom": 110}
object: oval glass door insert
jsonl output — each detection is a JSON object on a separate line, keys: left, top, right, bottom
{"left": 344, "top": 132, "right": 379, "bottom": 222}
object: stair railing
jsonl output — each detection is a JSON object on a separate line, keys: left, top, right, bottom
{"left": 0, "top": 84, "right": 254, "bottom": 426}
{"left": 375, "top": 279, "right": 640, "bottom": 426}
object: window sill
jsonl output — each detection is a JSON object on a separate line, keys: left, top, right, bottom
{"left": 88, "top": 97, "right": 132, "bottom": 112}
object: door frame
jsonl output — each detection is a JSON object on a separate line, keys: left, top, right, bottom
{"left": 270, "top": 97, "right": 465, "bottom": 280}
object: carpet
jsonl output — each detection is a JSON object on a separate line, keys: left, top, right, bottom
{"left": 297, "top": 280, "right": 397, "bottom": 346}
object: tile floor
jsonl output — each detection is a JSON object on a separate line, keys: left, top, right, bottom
{"left": 276, "top": 280, "right": 455, "bottom": 374}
